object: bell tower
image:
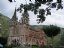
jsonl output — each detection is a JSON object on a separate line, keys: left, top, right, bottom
{"left": 12, "top": 8, "right": 18, "bottom": 22}
{"left": 11, "top": 8, "right": 18, "bottom": 35}
{"left": 8, "top": 8, "right": 19, "bottom": 45}
{"left": 21, "top": 12, "right": 29, "bottom": 25}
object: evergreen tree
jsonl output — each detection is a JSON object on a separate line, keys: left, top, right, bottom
{"left": 43, "top": 25, "right": 61, "bottom": 38}
{"left": 43, "top": 25, "right": 61, "bottom": 48}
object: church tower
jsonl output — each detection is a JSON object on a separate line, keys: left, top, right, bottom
{"left": 10, "top": 8, "right": 18, "bottom": 35}
{"left": 8, "top": 8, "right": 19, "bottom": 45}
{"left": 11, "top": 8, "right": 18, "bottom": 22}
{"left": 21, "top": 12, "right": 29, "bottom": 25}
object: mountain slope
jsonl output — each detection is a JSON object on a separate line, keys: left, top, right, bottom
{"left": 0, "top": 13, "right": 10, "bottom": 37}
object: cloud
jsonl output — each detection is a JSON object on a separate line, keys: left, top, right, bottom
{"left": 0, "top": 0, "right": 15, "bottom": 18}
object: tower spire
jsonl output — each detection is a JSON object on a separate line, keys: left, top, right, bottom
{"left": 10, "top": 7, "right": 18, "bottom": 35}
{"left": 12, "top": 8, "right": 18, "bottom": 21}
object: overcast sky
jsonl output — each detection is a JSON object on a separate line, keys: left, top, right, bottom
{"left": 0, "top": 0, "right": 64, "bottom": 28}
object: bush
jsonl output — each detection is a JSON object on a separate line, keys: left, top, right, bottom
{"left": 43, "top": 25, "right": 61, "bottom": 38}
{"left": 32, "top": 45, "right": 39, "bottom": 48}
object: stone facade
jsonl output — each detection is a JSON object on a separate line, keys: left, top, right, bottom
{"left": 8, "top": 8, "right": 47, "bottom": 46}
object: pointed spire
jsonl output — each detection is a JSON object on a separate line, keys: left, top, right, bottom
{"left": 12, "top": 8, "right": 18, "bottom": 21}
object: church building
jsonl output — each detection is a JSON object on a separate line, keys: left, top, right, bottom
{"left": 7, "top": 8, "right": 47, "bottom": 46}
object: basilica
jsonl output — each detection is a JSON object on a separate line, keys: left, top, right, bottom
{"left": 7, "top": 8, "right": 47, "bottom": 46}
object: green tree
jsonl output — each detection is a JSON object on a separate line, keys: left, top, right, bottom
{"left": 8, "top": 0, "right": 63, "bottom": 23}
{"left": 0, "top": 13, "right": 9, "bottom": 37}
{"left": 43, "top": 25, "right": 61, "bottom": 48}
{"left": 59, "top": 29, "right": 64, "bottom": 46}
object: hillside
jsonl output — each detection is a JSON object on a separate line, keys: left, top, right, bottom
{"left": 31, "top": 25, "right": 64, "bottom": 45}
{"left": 0, "top": 13, "right": 64, "bottom": 46}
{"left": 0, "top": 13, "right": 10, "bottom": 37}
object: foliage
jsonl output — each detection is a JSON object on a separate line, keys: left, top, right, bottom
{"left": 0, "top": 37, "right": 7, "bottom": 45}
{"left": 0, "top": 13, "right": 10, "bottom": 37}
{"left": 42, "top": 25, "right": 61, "bottom": 48}
{"left": 8, "top": 0, "right": 16, "bottom": 2}
{"left": 59, "top": 30, "right": 64, "bottom": 46}
{"left": 32, "top": 45, "right": 39, "bottom": 48}
{"left": 43, "top": 25, "right": 61, "bottom": 37}
{"left": 8, "top": 0, "right": 63, "bottom": 23}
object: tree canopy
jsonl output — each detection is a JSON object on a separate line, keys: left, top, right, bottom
{"left": 43, "top": 25, "right": 61, "bottom": 37}
{"left": 8, "top": 0, "right": 63, "bottom": 23}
